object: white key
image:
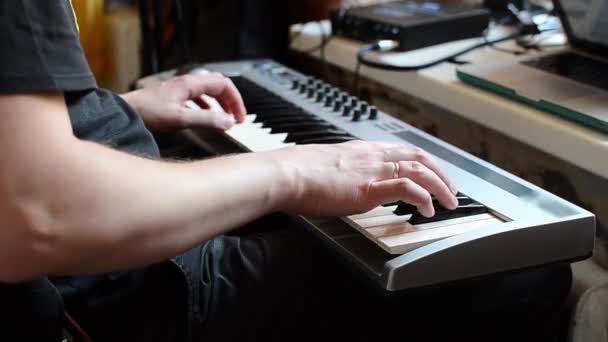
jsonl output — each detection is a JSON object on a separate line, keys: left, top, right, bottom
{"left": 368, "top": 213, "right": 496, "bottom": 238}
{"left": 375, "top": 214, "right": 502, "bottom": 255}
{"left": 348, "top": 206, "right": 398, "bottom": 220}
{"left": 226, "top": 126, "right": 273, "bottom": 151}
{"left": 353, "top": 213, "right": 410, "bottom": 228}
{"left": 226, "top": 116, "right": 292, "bottom": 152}
{"left": 187, "top": 100, "right": 294, "bottom": 152}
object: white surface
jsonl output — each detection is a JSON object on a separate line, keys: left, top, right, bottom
{"left": 289, "top": 21, "right": 608, "bottom": 178}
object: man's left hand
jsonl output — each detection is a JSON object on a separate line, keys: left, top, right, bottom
{"left": 122, "top": 72, "right": 247, "bottom": 133}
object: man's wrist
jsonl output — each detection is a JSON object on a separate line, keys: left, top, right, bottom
{"left": 262, "top": 148, "right": 303, "bottom": 213}
{"left": 119, "top": 90, "right": 144, "bottom": 116}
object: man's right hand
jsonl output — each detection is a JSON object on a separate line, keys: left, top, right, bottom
{"left": 268, "top": 140, "right": 459, "bottom": 218}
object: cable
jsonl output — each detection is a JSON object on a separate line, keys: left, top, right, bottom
{"left": 356, "top": 33, "right": 524, "bottom": 72}
{"left": 352, "top": 24, "right": 558, "bottom": 95}
{"left": 355, "top": 0, "right": 561, "bottom": 72}
{"left": 290, "top": 21, "right": 334, "bottom": 57}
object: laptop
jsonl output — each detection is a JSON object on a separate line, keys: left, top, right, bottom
{"left": 456, "top": 0, "right": 608, "bottom": 134}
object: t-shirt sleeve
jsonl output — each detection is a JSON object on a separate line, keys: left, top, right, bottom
{"left": 0, "top": 0, "right": 97, "bottom": 93}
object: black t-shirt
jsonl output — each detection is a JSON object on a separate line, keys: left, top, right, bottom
{"left": 0, "top": 1, "right": 177, "bottom": 339}
{"left": 0, "top": 1, "right": 159, "bottom": 158}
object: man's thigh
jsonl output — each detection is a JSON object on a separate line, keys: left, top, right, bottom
{"left": 176, "top": 213, "right": 572, "bottom": 341}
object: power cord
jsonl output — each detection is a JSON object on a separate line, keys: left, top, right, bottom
{"left": 291, "top": 22, "right": 333, "bottom": 55}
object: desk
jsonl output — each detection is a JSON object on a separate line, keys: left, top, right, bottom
{"left": 289, "top": 21, "right": 608, "bottom": 179}
{"left": 288, "top": 21, "right": 608, "bottom": 299}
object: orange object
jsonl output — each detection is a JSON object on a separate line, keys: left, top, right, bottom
{"left": 71, "top": 0, "right": 113, "bottom": 86}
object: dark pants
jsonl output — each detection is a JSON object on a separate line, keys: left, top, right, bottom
{"left": 0, "top": 278, "right": 65, "bottom": 341}
{"left": 170, "top": 213, "right": 572, "bottom": 342}
{"left": 0, "top": 213, "right": 572, "bottom": 342}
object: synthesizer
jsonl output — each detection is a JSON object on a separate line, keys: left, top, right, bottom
{"left": 164, "top": 60, "right": 595, "bottom": 292}
{"left": 330, "top": 0, "right": 491, "bottom": 52}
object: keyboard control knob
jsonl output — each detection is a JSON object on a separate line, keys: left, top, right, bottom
{"left": 324, "top": 97, "right": 334, "bottom": 107}
{"left": 307, "top": 88, "right": 315, "bottom": 98}
{"left": 342, "top": 106, "right": 351, "bottom": 117}
{"left": 316, "top": 93, "right": 324, "bottom": 102}
{"left": 369, "top": 106, "right": 378, "bottom": 120}
{"left": 292, "top": 80, "right": 300, "bottom": 90}
{"left": 360, "top": 102, "right": 369, "bottom": 113}
{"left": 299, "top": 84, "right": 307, "bottom": 94}
{"left": 333, "top": 101, "right": 343, "bottom": 112}
{"left": 352, "top": 110, "right": 362, "bottom": 122}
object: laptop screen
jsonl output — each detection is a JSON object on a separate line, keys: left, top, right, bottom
{"left": 557, "top": 0, "right": 608, "bottom": 53}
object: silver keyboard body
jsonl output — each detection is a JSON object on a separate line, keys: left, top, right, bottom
{"left": 185, "top": 59, "right": 596, "bottom": 292}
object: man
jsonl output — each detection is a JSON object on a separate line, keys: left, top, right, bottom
{"left": 0, "top": 1, "right": 571, "bottom": 341}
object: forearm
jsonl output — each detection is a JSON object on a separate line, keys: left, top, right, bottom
{"left": 4, "top": 138, "right": 292, "bottom": 281}
{"left": 119, "top": 89, "right": 144, "bottom": 116}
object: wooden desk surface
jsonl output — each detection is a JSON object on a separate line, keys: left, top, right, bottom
{"left": 289, "top": 21, "right": 608, "bottom": 179}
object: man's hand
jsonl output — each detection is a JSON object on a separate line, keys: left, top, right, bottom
{"left": 270, "top": 140, "right": 459, "bottom": 218}
{"left": 0, "top": 91, "right": 456, "bottom": 282}
{"left": 122, "top": 72, "right": 247, "bottom": 133}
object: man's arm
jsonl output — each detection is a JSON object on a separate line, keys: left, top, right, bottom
{"left": 0, "top": 92, "right": 289, "bottom": 282}
{"left": 0, "top": 93, "right": 457, "bottom": 283}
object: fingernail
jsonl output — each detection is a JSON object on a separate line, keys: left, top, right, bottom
{"left": 421, "top": 206, "right": 435, "bottom": 218}
{"left": 451, "top": 186, "right": 459, "bottom": 195}
{"left": 222, "top": 116, "right": 236, "bottom": 128}
{"left": 449, "top": 196, "right": 459, "bottom": 210}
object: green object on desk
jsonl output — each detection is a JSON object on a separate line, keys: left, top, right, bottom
{"left": 456, "top": 70, "right": 608, "bottom": 135}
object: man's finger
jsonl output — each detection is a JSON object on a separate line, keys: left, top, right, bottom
{"left": 180, "top": 108, "right": 236, "bottom": 130}
{"left": 368, "top": 178, "right": 434, "bottom": 217}
{"left": 179, "top": 74, "right": 247, "bottom": 123}
{"left": 379, "top": 144, "right": 458, "bottom": 196}
{"left": 396, "top": 161, "right": 458, "bottom": 210}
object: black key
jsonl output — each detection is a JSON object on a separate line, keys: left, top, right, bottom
{"left": 455, "top": 195, "right": 474, "bottom": 206}
{"left": 369, "top": 106, "right": 378, "bottom": 120}
{"left": 257, "top": 115, "right": 320, "bottom": 125}
{"left": 408, "top": 204, "right": 488, "bottom": 225}
{"left": 263, "top": 118, "right": 327, "bottom": 129}
{"left": 270, "top": 122, "right": 335, "bottom": 134}
{"left": 247, "top": 104, "right": 298, "bottom": 112}
{"left": 253, "top": 113, "right": 313, "bottom": 123}
{"left": 297, "top": 136, "right": 359, "bottom": 145}
{"left": 284, "top": 129, "right": 351, "bottom": 143}
{"left": 393, "top": 202, "right": 418, "bottom": 216}
{"left": 252, "top": 110, "right": 309, "bottom": 119}
{"left": 393, "top": 195, "right": 480, "bottom": 217}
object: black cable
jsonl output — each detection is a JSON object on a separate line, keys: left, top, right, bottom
{"left": 302, "top": 33, "right": 333, "bottom": 55}
{"left": 289, "top": 30, "right": 303, "bottom": 45}
{"left": 353, "top": 60, "right": 362, "bottom": 94}
{"left": 485, "top": 32, "right": 528, "bottom": 55}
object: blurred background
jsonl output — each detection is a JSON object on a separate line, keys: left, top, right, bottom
{"left": 72, "top": 0, "right": 368, "bottom": 92}
{"left": 74, "top": 0, "right": 532, "bottom": 93}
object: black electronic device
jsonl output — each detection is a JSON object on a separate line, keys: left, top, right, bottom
{"left": 330, "top": 0, "right": 491, "bottom": 52}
